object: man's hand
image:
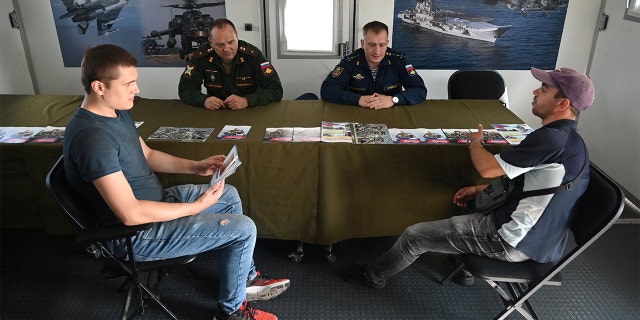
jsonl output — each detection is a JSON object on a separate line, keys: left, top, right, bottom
{"left": 204, "top": 96, "right": 226, "bottom": 110}
{"left": 193, "top": 155, "right": 226, "bottom": 176}
{"left": 194, "top": 180, "right": 225, "bottom": 209}
{"left": 453, "top": 185, "right": 487, "bottom": 207}
{"left": 358, "top": 93, "right": 394, "bottom": 110}
{"left": 469, "top": 123, "right": 484, "bottom": 141}
{"left": 224, "top": 95, "right": 249, "bottom": 110}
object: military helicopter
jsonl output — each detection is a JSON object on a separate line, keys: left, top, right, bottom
{"left": 144, "top": 0, "right": 225, "bottom": 61}
{"left": 58, "top": 0, "right": 129, "bottom": 36}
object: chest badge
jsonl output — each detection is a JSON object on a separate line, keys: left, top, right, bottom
{"left": 207, "top": 70, "right": 217, "bottom": 82}
{"left": 352, "top": 73, "right": 365, "bottom": 80}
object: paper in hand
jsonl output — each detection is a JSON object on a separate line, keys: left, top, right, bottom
{"left": 211, "top": 145, "right": 242, "bottom": 185}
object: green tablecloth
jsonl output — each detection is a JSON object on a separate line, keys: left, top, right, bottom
{"left": 0, "top": 95, "right": 522, "bottom": 244}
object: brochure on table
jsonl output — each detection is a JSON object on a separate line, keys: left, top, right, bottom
{"left": 148, "top": 126, "right": 214, "bottom": 142}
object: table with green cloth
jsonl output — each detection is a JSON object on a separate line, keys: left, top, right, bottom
{"left": 0, "top": 95, "right": 523, "bottom": 245}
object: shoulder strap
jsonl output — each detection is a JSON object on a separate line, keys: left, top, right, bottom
{"left": 520, "top": 137, "right": 589, "bottom": 198}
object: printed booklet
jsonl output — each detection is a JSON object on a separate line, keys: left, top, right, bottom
{"left": 482, "top": 129, "right": 509, "bottom": 144}
{"left": 491, "top": 124, "right": 534, "bottom": 145}
{"left": 27, "top": 126, "right": 65, "bottom": 143}
{"left": 0, "top": 127, "right": 45, "bottom": 143}
{"left": 148, "top": 127, "right": 214, "bottom": 142}
{"left": 321, "top": 121, "right": 353, "bottom": 143}
{"left": 263, "top": 127, "right": 294, "bottom": 142}
{"left": 388, "top": 128, "right": 424, "bottom": 144}
{"left": 352, "top": 123, "right": 393, "bottom": 144}
{"left": 292, "top": 127, "right": 321, "bottom": 142}
{"left": 421, "top": 128, "right": 450, "bottom": 144}
{"left": 442, "top": 129, "right": 472, "bottom": 144}
{"left": 217, "top": 125, "right": 251, "bottom": 140}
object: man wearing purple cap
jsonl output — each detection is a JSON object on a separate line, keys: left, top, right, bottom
{"left": 339, "top": 67, "right": 594, "bottom": 288}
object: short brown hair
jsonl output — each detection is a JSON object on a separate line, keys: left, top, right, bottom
{"left": 81, "top": 44, "right": 137, "bottom": 94}
{"left": 363, "top": 21, "right": 388, "bottom": 37}
{"left": 209, "top": 18, "right": 238, "bottom": 35}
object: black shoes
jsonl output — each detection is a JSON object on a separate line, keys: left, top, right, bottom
{"left": 452, "top": 268, "right": 475, "bottom": 286}
{"left": 338, "top": 263, "right": 385, "bottom": 289}
{"left": 447, "top": 254, "right": 475, "bottom": 286}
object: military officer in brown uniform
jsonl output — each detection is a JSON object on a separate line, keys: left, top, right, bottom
{"left": 179, "top": 19, "right": 283, "bottom": 110}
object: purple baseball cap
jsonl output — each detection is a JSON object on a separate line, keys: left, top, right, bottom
{"left": 531, "top": 67, "right": 595, "bottom": 111}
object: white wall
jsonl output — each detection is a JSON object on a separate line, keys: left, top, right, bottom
{"left": 580, "top": 0, "right": 640, "bottom": 197}
{"left": 2, "top": 0, "right": 638, "bottom": 197}
{"left": 0, "top": 0, "right": 34, "bottom": 94}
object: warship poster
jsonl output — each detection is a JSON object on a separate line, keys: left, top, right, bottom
{"left": 393, "top": 0, "right": 569, "bottom": 70}
{"left": 50, "top": 0, "right": 226, "bottom": 67}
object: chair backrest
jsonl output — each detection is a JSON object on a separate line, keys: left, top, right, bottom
{"left": 525, "top": 163, "right": 624, "bottom": 287}
{"left": 448, "top": 70, "right": 509, "bottom": 107}
{"left": 570, "top": 164, "right": 625, "bottom": 247}
{"left": 45, "top": 156, "right": 97, "bottom": 231}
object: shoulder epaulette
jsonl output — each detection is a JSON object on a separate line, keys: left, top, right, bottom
{"left": 190, "top": 47, "right": 214, "bottom": 61}
{"left": 342, "top": 51, "right": 361, "bottom": 62}
{"left": 237, "top": 41, "right": 259, "bottom": 57}
{"left": 385, "top": 48, "right": 405, "bottom": 59}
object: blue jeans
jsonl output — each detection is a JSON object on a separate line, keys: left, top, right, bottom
{"left": 117, "top": 183, "right": 256, "bottom": 314}
{"left": 366, "top": 212, "right": 529, "bottom": 287}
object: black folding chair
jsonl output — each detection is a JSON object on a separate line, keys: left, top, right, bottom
{"left": 46, "top": 156, "right": 197, "bottom": 320}
{"left": 440, "top": 164, "right": 625, "bottom": 319}
{"left": 448, "top": 69, "right": 509, "bottom": 108}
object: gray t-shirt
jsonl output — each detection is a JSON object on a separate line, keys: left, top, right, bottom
{"left": 63, "top": 108, "right": 164, "bottom": 225}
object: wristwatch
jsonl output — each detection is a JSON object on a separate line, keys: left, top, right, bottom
{"left": 392, "top": 96, "right": 399, "bottom": 105}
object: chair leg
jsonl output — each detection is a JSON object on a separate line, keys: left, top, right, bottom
{"left": 492, "top": 282, "right": 538, "bottom": 320}
{"left": 137, "top": 282, "right": 178, "bottom": 320}
{"left": 121, "top": 282, "right": 136, "bottom": 320}
{"left": 119, "top": 270, "right": 178, "bottom": 320}
{"left": 97, "top": 239, "right": 180, "bottom": 319}
{"left": 325, "top": 244, "right": 337, "bottom": 263}
{"left": 439, "top": 262, "right": 466, "bottom": 285}
{"left": 120, "top": 272, "right": 148, "bottom": 320}
{"left": 288, "top": 241, "right": 304, "bottom": 263}
{"left": 486, "top": 280, "right": 514, "bottom": 305}
{"left": 515, "top": 283, "right": 540, "bottom": 320}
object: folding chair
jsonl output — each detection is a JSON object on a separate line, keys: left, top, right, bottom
{"left": 439, "top": 164, "right": 625, "bottom": 319}
{"left": 448, "top": 70, "right": 510, "bottom": 108}
{"left": 46, "top": 156, "right": 197, "bottom": 320}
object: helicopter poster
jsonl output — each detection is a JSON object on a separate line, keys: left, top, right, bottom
{"left": 50, "top": 0, "right": 226, "bottom": 67}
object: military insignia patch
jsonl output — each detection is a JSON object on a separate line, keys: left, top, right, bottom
{"left": 406, "top": 64, "right": 417, "bottom": 75}
{"left": 261, "top": 61, "right": 275, "bottom": 76}
{"left": 207, "top": 70, "right": 217, "bottom": 82}
{"left": 183, "top": 63, "right": 196, "bottom": 78}
{"left": 352, "top": 73, "right": 365, "bottom": 80}
{"left": 331, "top": 66, "right": 344, "bottom": 78}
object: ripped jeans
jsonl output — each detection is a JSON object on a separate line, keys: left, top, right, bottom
{"left": 367, "top": 212, "right": 529, "bottom": 288}
{"left": 114, "top": 183, "right": 256, "bottom": 315}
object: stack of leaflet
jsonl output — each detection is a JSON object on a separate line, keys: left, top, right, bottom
{"left": 211, "top": 145, "right": 242, "bottom": 185}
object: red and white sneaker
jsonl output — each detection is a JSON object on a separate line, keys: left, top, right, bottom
{"left": 213, "top": 300, "right": 277, "bottom": 320}
{"left": 245, "top": 271, "right": 290, "bottom": 301}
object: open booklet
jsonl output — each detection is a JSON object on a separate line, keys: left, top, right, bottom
{"left": 210, "top": 145, "right": 242, "bottom": 185}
